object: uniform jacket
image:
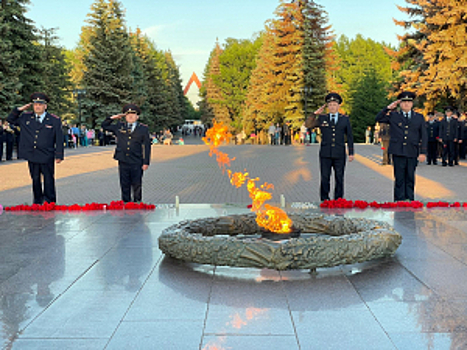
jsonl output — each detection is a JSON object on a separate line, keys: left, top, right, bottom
{"left": 376, "top": 108, "right": 427, "bottom": 158}
{"left": 7, "top": 108, "right": 64, "bottom": 163}
{"left": 307, "top": 113, "right": 354, "bottom": 158}
{"left": 439, "top": 117, "right": 459, "bottom": 142}
{"left": 102, "top": 117, "right": 151, "bottom": 165}
{"left": 426, "top": 121, "right": 440, "bottom": 142}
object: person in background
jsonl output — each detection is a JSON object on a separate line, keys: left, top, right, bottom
{"left": 365, "top": 126, "right": 372, "bottom": 144}
{"left": 268, "top": 122, "right": 276, "bottom": 145}
{"left": 439, "top": 106, "right": 458, "bottom": 167}
{"left": 379, "top": 122, "right": 391, "bottom": 165}
{"left": 426, "top": 111, "right": 439, "bottom": 165}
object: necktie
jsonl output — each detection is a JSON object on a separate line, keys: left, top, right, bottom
{"left": 331, "top": 114, "right": 336, "bottom": 125}
{"left": 128, "top": 123, "right": 133, "bottom": 132}
{"left": 36, "top": 115, "right": 41, "bottom": 123}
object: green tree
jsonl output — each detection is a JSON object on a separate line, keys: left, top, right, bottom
{"left": 37, "top": 27, "right": 73, "bottom": 117}
{"left": 215, "top": 37, "right": 263, "bottom": 132}
{"left": 203, "top": 42, "right": 230, "bottom": 128}
{"left": 79, "top": 0, "right": 134, "bottom": 127}
{"left": 350, "top": 67, "right": 389, "bottom": 142}
{"left": 334, "top": 34, "right": 394, "bottom": 115}
{"left": 0, "top": 0, "right": 44, "bottom": 115}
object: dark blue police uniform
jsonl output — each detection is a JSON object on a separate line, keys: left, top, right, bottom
{"left": 426, "top": 117, "right": 439, "bottom": 165}
{"left": 7, "top": 93, "right": 64, "bottom": 204}
{"left": 102, "top": 104, "right": 151, "bottom": 202}
{"left": 439, "top": 109, "right": 459, "bottom": 166}
{"left": 376, "top": 92, "right": 427, "bottom": 201}
{"left": 308, "top": 93, "right": 354, "bottom": 201}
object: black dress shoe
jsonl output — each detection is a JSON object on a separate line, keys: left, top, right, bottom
{"left": 442, "top": 163, "right": 447, "bottom": 166}
{"left": 455, "top": 162, "right": 459, "bottom": 165}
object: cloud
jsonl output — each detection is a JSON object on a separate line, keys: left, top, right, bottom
{"left": 142, "top": 24, "right": 166, "bottom": 40}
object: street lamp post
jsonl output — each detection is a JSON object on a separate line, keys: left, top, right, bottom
{"left": 73, "top": 89, "right": 86, "bottom": 127}
{"left": 302, "top": 86, "right": 312, "bottom": 144}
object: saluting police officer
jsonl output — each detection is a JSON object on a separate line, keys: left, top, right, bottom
{"left": 439, "top": 106, "right": 458, "bottom": 167}
{"left": 7, "top": 93, "right": 64, "bottom": 204}
{"left": 102, "top": 104, "right": 151, "bottom": 203}
{"left": 308, "top": 93, "right": 354, "bottom": 201}
{"left": 376, "top": 91, "right": 427, "bottom": 201}
{"left": 426, "top": 111, "right": 440, "bottom": 165}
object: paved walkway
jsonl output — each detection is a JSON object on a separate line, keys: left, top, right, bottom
{"left": 1, "top": 206, "right": 467, "bottom": 349}
{"left": 1, "top": 135, "right": 466, "bottom": 206}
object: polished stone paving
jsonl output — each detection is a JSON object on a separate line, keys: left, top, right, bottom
{"left": 1, "top": 205, "right": 467, "bottom": 349}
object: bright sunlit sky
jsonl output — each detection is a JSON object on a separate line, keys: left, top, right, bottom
{"left": 26, "top": 0, "right": 409, "bottom": 104}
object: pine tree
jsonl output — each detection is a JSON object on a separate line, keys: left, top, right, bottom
{"left": 79, "top": 0, "right": 134, "bottom": 127}
{"left": 37, "top": 27, "right": 73, "bottom": 117}
{"left": 165, "top": 51, "right": 185, "bottom": 126}
{"left": 204, "top": 42, "right": 230, "bottom": 128}
{"left": 0, "top": 0, "right": 44, "bottom": 115}
{"left": 350, "top": 67, "right": 389, "bottom": 142}
{"left": 302, "top": 0, "right": 333, "bottom": 121}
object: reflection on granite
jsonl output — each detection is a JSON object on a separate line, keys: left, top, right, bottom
{"left": 0, "top": 206, "right": 467, "bottom": 349}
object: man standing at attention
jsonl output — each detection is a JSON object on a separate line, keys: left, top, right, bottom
{"left": 308, "top": 93, "right": 354, "bottom": 201}
{"left": 7, "top": 92, "right": 64, "bottom": 204}
{"left": 376, "top": 91, "right": 427, "bottom": 201}
{"left": 102, "top": 104, "right": 151, "bottom": 203}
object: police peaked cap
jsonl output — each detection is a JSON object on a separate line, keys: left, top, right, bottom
{"left": 444, "top": 106, "right": 455, "bottom": 112}
{"left": 31, "top": 92, "right": 50, "bottom": 104}
{"left": 122, "top": 104, "right": 141, "bottom": 115}
{"left": 325, "top": 93, "right": 343, "bottom": 104}
{"left": 397, "top": 91, "right": 416, "bottom": 101}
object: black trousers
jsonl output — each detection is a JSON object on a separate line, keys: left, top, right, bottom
{"left": 442, "top": 141, "right": 456, "bottom": 165}
{"left": 392, "top": 155, "right": 417, "bottom": 201}
{"left": 320, "top": 156, "right": 346, "bottom": 201}
{"left": 6, "top": 139, "right": 13, "bottom": 160}
{"left": 28, "top": 160, "right": 56, "bottom": 204}
{"left": 427, "top": 141, "right": 438, "bottom": 164}
{"left": 0, "top": 140, "right": 3, "bottom": 161}
{"left": 460, "top": 140, "right": 467, "bottom": 159}
{"left": 119, "top": 162, "right": 143, "bottom": 202}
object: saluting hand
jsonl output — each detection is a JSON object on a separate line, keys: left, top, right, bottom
{"left": 314, "top": 104, "right": 326, "bottom": 115}
{"left": 18, "top": 103, "right": 32, "bottom": 111}
{"left": 387, "top": 100, "right": 400, "bottom": 110}
{"left": 110, "top": 114, "right": 125, "bottom": 120}
{"left": 142, "top": 165, "right": 149, "bottom": 171}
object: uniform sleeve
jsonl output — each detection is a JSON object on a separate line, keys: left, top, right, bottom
{"left": 7, "top": 107, "right": 22, "bottom": 124}
{"left": 55, "top": 119, "right": 64, "bottom": 160}
{"left": 102, "top": 116, "right": 118, "bottom": 133}
{"left": 346, "top": 118, "right": 354, "bottom": 156}
{"left": 376, "top": 108, "right": 391, "bottom": 123}
{"left": 143, "top": 127, "right": 151, "bottom": 165}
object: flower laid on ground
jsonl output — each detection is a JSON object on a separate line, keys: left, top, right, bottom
{"left": 2, "top": 201, "right": 155, "bottom": 212}
{"left": 320, "top": 199, "right": 465, "bottom": 209}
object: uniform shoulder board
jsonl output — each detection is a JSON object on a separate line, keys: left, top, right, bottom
{"left": 140, "top": 123, "right": 148, "bottom": 127}
{"left": 50, "top": 114, "right": 60, "bottom": 119}
{"left": 23, "top": 111, "right": 34, "bottom": 117}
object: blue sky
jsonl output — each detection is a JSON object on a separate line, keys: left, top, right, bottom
{"left": 26, "top": 0, "right": 408, "bottom": 103}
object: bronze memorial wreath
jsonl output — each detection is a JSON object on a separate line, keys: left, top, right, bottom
{"left": 158, "top": 213, "right": 402, "bottom": 270}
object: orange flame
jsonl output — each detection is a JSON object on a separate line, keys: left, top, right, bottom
{"left": 203, "top": 120, "right": 293, "bottom": 234}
